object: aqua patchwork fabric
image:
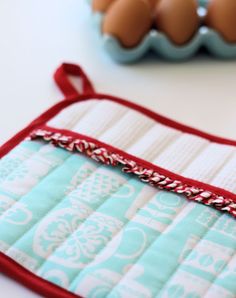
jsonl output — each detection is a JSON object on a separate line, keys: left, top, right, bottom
{"left": 0, "top": 140, "right": 236, "bottom": 298}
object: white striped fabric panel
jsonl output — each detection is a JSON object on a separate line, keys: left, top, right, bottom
{"left": 182, "top": 143, "right": 235, "bottom": 183}
{"left": 152, "top": 134, "right": 209, "bottom": 173}
{"left": 47, "top": 100, "right": 97, "bottom": 129}
{"left": 127, "top": 124, "right": 181, "bottom": 161}
{"left": 210, "top": 153, "right": 236, "bottom": 193}
{"left": 47, "top": 99, "right": 236, "bottom": 194}
{"left": 71, "top": 100, "right": 127, "bottom": 138}
{"left": 99, "top": 110, "right": 156, "bottom": 150}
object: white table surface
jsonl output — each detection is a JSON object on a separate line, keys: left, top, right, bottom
{"left": 0, "top": 0, "right": 236, "bottom": 297}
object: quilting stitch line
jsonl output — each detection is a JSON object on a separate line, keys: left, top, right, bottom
{"left": 0, "top": 149, "right": 76, "bottom": 246}
{"left": 105, "top": 196, "right": 191, "bottom": 297}
{"left": 153, "top": 213, "right": 226, "bottom": 297}
{"left": 0, "top": 144, "right": 72, "bottom": 239}
{"left": 68, "top": 184, "right": 160, "bottom": 292}
{"left": 5, "top": 155, "right": 100, "bottom": 257}
{"left": 0, "top": 141, "right": 42, "bottom": 184}
{"left": 199, "top": 249, "right": 236, "bottom": 298}
{"left": 203, "top": 253, "right": 236, "bottom": 296}
{"left": 35, "top": 168, "right": 130, "bottom": 275}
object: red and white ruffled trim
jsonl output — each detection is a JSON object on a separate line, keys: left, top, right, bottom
{"left": 29, "top": 129, "right": 236, "bottom": 218}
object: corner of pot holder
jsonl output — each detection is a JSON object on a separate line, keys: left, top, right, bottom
{"left": 0, "top": 63, "right": 236, "bottom": 298}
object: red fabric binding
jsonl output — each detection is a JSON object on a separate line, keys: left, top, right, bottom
{"left": 54, "top": 63, "right": 95, "bottom": 97}
{"left": 0, "top": 253, "right": 81, "bottom": 298}
{"left": 1, "top": 63, "right": 236, "bottom": 298}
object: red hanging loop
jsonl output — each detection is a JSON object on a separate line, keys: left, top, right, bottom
{"left": 54, "top": 63, "right": 95, "bottom": 98}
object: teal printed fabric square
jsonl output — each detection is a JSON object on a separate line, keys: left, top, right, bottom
{"left": 0, "top": 140, "right": 235, "bottom": 298}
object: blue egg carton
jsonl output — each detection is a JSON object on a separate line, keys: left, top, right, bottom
{"left": 88, "top": 0, "right": 236, "bottom": 63}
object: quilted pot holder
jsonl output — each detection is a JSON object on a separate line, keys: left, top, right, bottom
{"left": 0, "top": 63, "right": 236, "bottom": 298}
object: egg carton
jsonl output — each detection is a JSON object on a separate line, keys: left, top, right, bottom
{"left": 88, "top": 0, "right": 236, "bottom": 63}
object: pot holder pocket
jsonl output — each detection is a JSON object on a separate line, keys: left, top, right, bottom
{"left": 0, "top": 64, "right": 236, "bottom": 298}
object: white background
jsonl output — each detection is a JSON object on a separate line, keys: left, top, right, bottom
{"left": 0, "top": 0, "right": 236, "bottom": 297}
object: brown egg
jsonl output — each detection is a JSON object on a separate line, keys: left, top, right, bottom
{"left": 147, "top": 0, "right": 161, "bottom": 18}
{"left": 155, "top": 0, "right": 199, "bottom": 45}
{"left": 205, "top": 0, "right": 236, "bottom": 43}
{"left": 147, "top": 0, "right": 160, "bottom": 9}
{"left": 92, "top": 0, "right": 116, "bottom": 13}
{"left": 102, "top": 0, "right": 152, "bottom": 48}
